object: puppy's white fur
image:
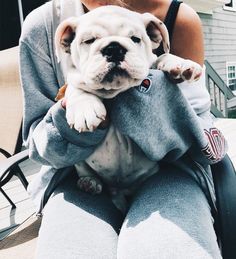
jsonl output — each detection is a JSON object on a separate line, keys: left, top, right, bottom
{"left": 55, "top": 6, "right": 202, "bottom": 208}
{"left": 56, "top": 6, "right": 201, "bottom": 132}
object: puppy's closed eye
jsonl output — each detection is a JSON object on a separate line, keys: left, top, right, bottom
{"left": 131, "top": 36, "right": 141, "bottom": 43}
{"left": 83, "top": 38, "right": 96, "bottom": 44}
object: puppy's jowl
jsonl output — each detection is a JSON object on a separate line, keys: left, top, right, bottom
{"left": 55, "top": 6, "right": 202, "bottom": 210}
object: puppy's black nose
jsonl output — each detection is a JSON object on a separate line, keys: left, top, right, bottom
{"left": 101, "top": 41, "right": 127, "bottom": 62}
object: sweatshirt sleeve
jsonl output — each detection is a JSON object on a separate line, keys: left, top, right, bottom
{"left": 19, "top": 6, "right": 107, "bottom": 169}
{"left": 177, "top": 68, "right": 227, "bottom": 164}
{"left": 177, "top": 66, "right": 211, "bottom": 116}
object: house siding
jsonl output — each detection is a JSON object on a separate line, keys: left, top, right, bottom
{"left": 199, "top": 8, "right": 236, "bottom": 84}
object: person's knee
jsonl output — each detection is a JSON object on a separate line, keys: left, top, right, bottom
{"left": 118, "top": 218, "right": 218, "bottom": 258}
{"left": 117, "top": 170, "right": 222, "bottom": 259}
{"left": 37, "top": 205, "right": 119, "bottom": 259}
{"left": 36, "top": 178, "right": 123, "bottom": 259}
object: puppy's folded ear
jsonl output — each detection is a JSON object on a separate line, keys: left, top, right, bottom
{"left": 55, "top": 17, "right": 78, "bottom": 62}
{"left": 141, "top": 13, "right": 170, "bottom": 53}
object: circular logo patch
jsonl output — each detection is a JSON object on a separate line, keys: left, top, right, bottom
{"left": 138, "top": 77, "right": 152, "bottom": 93}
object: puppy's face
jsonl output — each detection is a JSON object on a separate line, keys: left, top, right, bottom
{"left": 55, "top": 6, "right": 170, "bottom": 98}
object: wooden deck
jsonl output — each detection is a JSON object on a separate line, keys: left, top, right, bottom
{"left": 0, "top": 159, "right": 41, "bottom": 240}
{"left": 215, "top": 118, "right": 236, "bottom": 167}
{"left": 0, "top": 118, "right": 235, "bottom": 258}
{"left": 0, "top": 159, "right": 41, "bottom": 258}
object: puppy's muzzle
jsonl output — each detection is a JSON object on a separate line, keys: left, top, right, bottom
{"left": 101, "top": 41, "right": 127, "bottom": 63}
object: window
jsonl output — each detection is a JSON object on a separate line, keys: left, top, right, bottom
{"left": 226, "top": 63, "right": 236, "bottom": 92}
{"left": 224, "top": 0, "right": 236, "bottom": 11}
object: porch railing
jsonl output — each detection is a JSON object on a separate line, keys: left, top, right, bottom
{"left": 205, "top": 60, "right": 235, "bottom": 118}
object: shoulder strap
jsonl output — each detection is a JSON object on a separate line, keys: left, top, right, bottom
{"left": 155, "top": 0, "right": 182, "bottom": 56}
{"left": 164, "top": 0, "right": 182, "bottom": 42}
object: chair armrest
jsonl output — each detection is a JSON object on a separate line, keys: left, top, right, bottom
{"left": 0, "top": 46, "right": 22, "bottom": 156}
{"left": 0, "top": 46, "right": 20, "bottom": 88}
{"left": 0, "top": 149, "right": 29, "bottom": 180}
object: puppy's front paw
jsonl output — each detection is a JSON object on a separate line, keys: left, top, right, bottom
{"left": 177, "top": 59, "right": 202, "bottom": 82}
{"left": 66, "top": 95, "right": 107, "bottom": 132}
{"left": 77, "top": 176, "right": 102, "bottom": 194}
{"left": 157, "top": 54, "right": 202, "bottom": 83}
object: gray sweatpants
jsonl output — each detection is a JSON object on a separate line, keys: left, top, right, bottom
{"left": 36, "top": 166, "right": 222, "bottom": 259}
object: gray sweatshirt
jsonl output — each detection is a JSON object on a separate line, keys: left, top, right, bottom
{"left": 19, "top": 0, "right": 227, "bottom": 214}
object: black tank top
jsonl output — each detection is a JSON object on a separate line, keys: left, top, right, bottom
{"left": 155, "top": 0, "right": 182, "bottom": 56}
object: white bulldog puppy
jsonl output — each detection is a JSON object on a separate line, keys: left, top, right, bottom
{"left": 55, "top": 5, "right": 203, "bottom": 204}
{"left": 55, "top": 5, "right": 202, "bottom": 132}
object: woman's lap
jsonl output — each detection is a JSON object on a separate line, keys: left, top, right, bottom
{"left": 36, "top": 166, "right": 221, "bottom": 259}
{"left": 36, "top": 174, "right": 123, "bottom": 259}
{"left": 118, "top": 165, "right": 221, "bottom": 259}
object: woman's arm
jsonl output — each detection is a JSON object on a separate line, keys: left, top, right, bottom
{"left": 155, "top": 2, "right": 207, "bottom": 116}
{"left": 171, "top": 3, "right": 204, "bottom": 66}
{"left": 19, "top": 4, "right": 107, "bottom": 169}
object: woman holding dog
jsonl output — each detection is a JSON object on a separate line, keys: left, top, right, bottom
{"left": 19, "top": 0, "right": 223, "bottom": 258}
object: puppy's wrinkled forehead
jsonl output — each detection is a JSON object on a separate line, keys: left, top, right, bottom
{"left": 78, "top": 6, "right": 144, "bottom": 37}
{"left": 55, "top": 5, "right": 170, "bottom": 58}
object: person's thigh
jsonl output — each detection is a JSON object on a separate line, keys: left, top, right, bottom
{"left": 36, "top": 174, "right": 123, "bottom": 259}
{"left": 117, "top": 166, "right": 222, "bottom": 259}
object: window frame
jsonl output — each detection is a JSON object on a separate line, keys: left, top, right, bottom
{"left": 224, "top": 0, "right": 236, "bottom": 11}
{"left": 226, "top": 62, "right": 236, "bottom": 92}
